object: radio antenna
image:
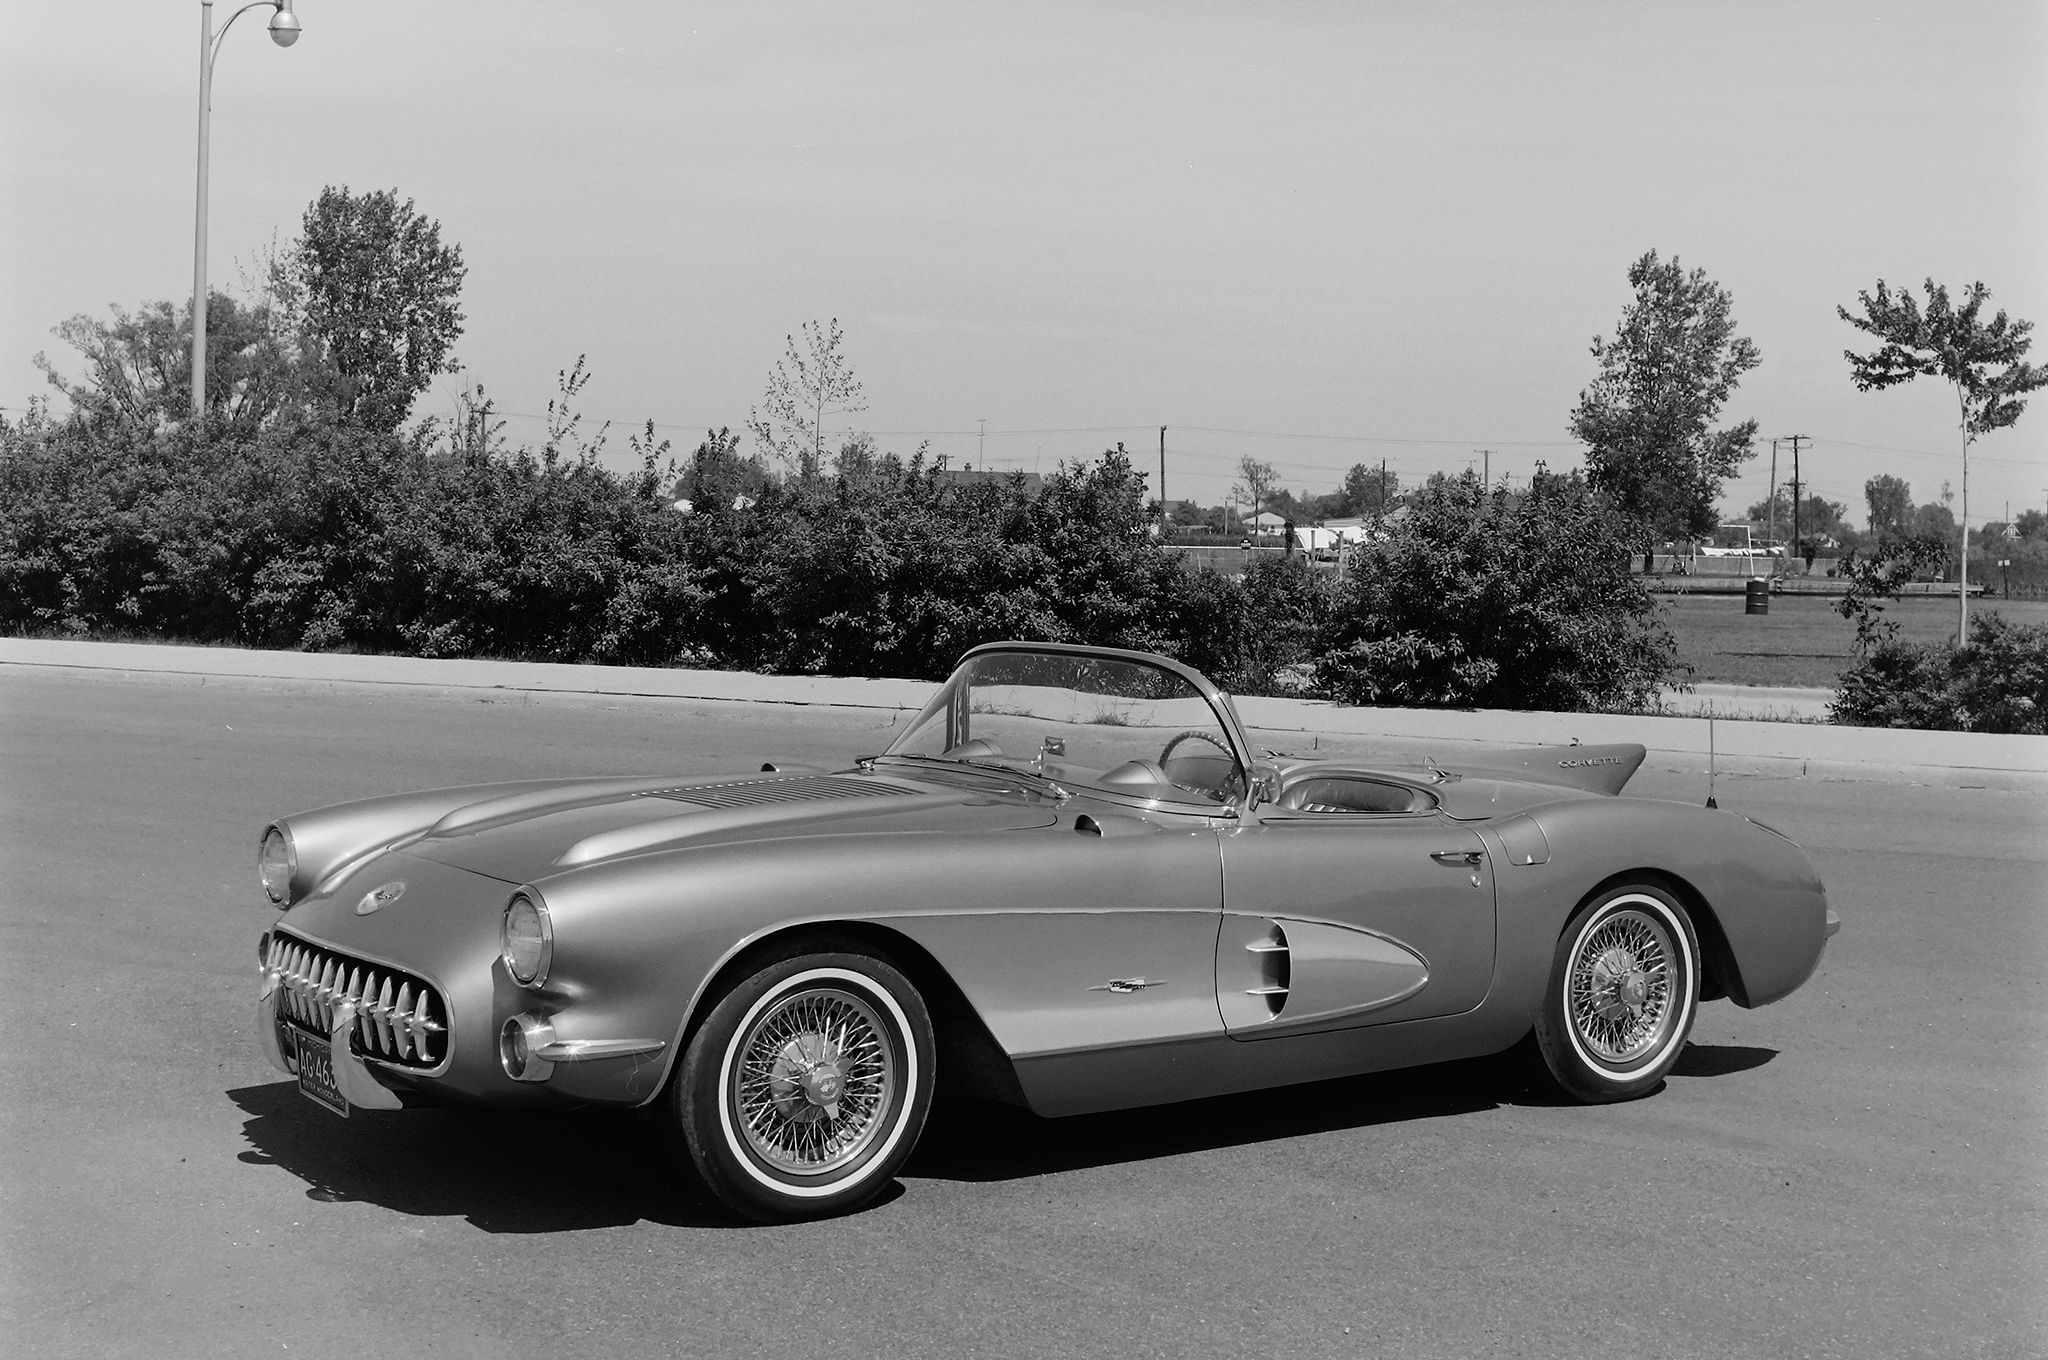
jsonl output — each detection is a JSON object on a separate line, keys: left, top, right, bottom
{"left": 1706, "top": 708, "right": 1719, "bottom": 809}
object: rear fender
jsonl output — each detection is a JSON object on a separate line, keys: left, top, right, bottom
{"left": 1500, "top": 799, "right": 1829, "bottom": 1010}
{"left": 1456, "top": 744, "right": 1646, "bottom": 796}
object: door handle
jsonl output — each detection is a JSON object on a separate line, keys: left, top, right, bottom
{"left": 1430, "top": 850, "right": 1483, "bottom": 867}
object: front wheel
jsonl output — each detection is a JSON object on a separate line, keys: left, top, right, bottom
{"left": 1533, "top": 884, "right": 1699, "bottom": 1103}
{"left": 670, "top": 947, "right": 935, "bottom": 1221}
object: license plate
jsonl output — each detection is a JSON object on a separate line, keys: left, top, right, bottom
{"left": 293, "top": 1028, "right": 349, "bottom": 1118}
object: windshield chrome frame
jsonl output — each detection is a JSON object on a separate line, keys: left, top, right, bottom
{"left": 883, "top": 641, "right": 1257, "bottom": 817}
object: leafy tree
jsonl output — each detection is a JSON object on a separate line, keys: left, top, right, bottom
{"left": 1315, "top": 467, "right": 1680, "bottom": 712}
{"left": 286, "top": 186, "right": 467, "bottom": 433}
{"left": 1745, "top": 488, "right": 1850, "bottom": 549}
{"left": 1910, "top": 498, "right": 1957, "bottom": 545}
{"left": 1840, "top": 278, "right": 2048, "bottom": 644}
{"left": 1570, "top": 250, "right": 1762, "bottom": 565}
{"left": 35, "top": 293, "right": 298, "bottom": 435}
{"left": 747, "top": 318, "right": 866, "bottom": 481}
{"left": 1339, "top": 461, "right": 1400, "bottom": 518}
{"left": 2016, "top": 509, "right": 2047, "bottom": 541}
{"left": 1863, "top": 474, "right": 1913, "bottom": 539}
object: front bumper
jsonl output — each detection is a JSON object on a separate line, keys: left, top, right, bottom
{"left": 257, "top": 973, "right": 403, "bottom": 1110}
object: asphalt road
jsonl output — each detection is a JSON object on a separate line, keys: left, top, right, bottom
{"left": 2, "top": 668, "right": 2042, "bottom": 1360}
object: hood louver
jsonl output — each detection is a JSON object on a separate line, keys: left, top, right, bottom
{"left": 636, "top": 776, "right": 914, "bottom": 811}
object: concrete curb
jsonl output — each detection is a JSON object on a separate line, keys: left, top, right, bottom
{"left": 4, "top": 638, "right": 2043, "bottom": 778}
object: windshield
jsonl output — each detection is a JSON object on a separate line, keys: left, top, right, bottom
{"left": 883, "top": 650, "right": 1245, "bottom": 806}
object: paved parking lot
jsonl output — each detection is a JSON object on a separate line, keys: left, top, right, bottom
{"left": 2, "top": 658, "right": 2042, "bottom": 1359}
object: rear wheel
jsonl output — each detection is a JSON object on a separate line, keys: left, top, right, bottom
{"left": 1534, "top": 884, "right": 1698, "bottom": 1102}
{"left": 670, "top": 946, "right": 934, "bottom": 1221}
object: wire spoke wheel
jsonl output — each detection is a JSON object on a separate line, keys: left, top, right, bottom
{"left": 1566, "top": 909, "right": 1675, "bottom": 1063}
{"left": 1535, "top": 886, "right": 1699, "bottom": 1103}
{"left": 673, "top": 949, "right": 934, "bottom": 1221}
{"left": 731, "top": 986, "right": 896, "bottom": 1176}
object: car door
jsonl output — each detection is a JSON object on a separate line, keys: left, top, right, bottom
{"left": 1215, "top": 778, "right": 1496, "bottom": 1038}
{"left": 893, "top": 804, "right": 1226, "bottom": 1058}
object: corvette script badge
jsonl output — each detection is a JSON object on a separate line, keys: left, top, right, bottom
{"left": 354, "top": 881, "right": 407, "bottom": 916}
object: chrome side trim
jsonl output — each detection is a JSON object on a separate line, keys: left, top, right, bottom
{"left": 500, "top": 1011, "right": 668, "bottom": 1084}
{"left": 534, "top": 1038, "right": 668, "bottom": 1062}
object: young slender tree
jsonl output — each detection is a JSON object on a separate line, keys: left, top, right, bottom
{"left": 1839, "top": 278, "right": 2046, "bottom": 645}
{"left": 747, "top": 319, "right": 866, "bottom": 481}
{"left": 1570, "top": 250, "right": 1762, "bottom": 570}
{"left": 1230, "top": 456, "right": 1279, "bottom": 527}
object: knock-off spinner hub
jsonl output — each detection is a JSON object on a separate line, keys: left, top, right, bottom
{"left": 769, "top": 1036, "right": 846, "bottom": 1115}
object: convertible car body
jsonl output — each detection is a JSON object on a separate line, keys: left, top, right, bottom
{"left": 254, "top": 641, "right": 1838, "bottom": 1219}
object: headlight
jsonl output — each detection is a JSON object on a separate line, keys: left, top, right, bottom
{"left": 259, "top": 825, "right": 296, "bottom": 906}
{"left": 502, "top": 892, "right": 553, "bottom": 987}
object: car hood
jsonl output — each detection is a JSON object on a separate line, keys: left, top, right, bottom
{"left": 395, "top": 770, "right": 1060, "bottom": 885}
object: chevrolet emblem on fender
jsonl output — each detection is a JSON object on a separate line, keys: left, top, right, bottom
{"left": 354, "top": 881, "right": 407, "bottom": 915}
{"left": 1090, "top": 978, "right": 1165, "bottom": 993}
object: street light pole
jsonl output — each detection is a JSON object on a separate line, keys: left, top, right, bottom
{"left": 191, "top": 0, "right": 300, "bottom": 422}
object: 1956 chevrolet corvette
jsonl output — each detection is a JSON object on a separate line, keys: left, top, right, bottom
{"left": 254, "top": 641, "right": 1838, "bottom": 1220}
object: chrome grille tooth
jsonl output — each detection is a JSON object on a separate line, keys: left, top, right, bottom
{"left": 323, "top": 960, "right": 342, "bottom": 1031}
{"left": 393, "top": 982, "right": 415, "bottom": 1060}
{"left": 346, "top": 967, "right": 368, "bottom": 1051}
{"left": 411, "top": 991, "right": 436, "bottom": 1064}
{"left": 375, "top": 975, "right": 397, "bottom": 1059}
{"left": 313, "top": 958, "right": 333, "bottom": 1030}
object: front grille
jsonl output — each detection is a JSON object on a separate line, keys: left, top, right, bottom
{"left": 638, "top": 775, "right": 914, "bottom": 810}
{"left": 266, "top": 934, "right": 448, "bottom": 1068}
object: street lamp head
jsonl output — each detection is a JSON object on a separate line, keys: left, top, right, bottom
{"left": 268, "top": 1, "right": 301, "bottom": 47}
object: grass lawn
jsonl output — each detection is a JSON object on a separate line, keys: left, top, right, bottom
{"left": 1657, "top": 594, "right": 2048, "bottom": 689}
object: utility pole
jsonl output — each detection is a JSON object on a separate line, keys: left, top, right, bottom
{"left": 1379, "top": 459, "right": 1389, "bottom": 523}
{"left": 977, "top": 418, "right": 985, "bottom": 469}
{"left": 1766, "top": 439, "right": 1779, "bottom": 561}
{"left": 1158, "top": 426, "right": 1168, "bottom": 533}
{"left": 1784, "top": 434, "right": 1808, "bottom": 566}
{"left": 1476, "top": 449, "right": 1492, "bottom": 487}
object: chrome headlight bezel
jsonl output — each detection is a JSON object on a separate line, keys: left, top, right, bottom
{"left": 501, "top": 891, "right": 554, "bottom": 988}
{"left": 259, "top": 824, "right": 297, "bottom": 907}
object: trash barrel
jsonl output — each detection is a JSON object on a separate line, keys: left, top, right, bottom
{"left": 1744, "top": 578, "right": 1769, "bottom": 615}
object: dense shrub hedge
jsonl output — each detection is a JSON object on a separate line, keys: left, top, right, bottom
{"left": 2, "top": 404, "right": 1688, "bottom": 712}
{"left": 1315, "top": 469, "right": 1679, "bottom": 711}
{"left": 0, "top": 405, "right": 705, "bottom": 665}
{"left": 1831, "top": 611, "right": 2048, "bottom": 733}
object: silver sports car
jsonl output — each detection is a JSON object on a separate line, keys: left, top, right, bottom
{"left": 254, "top": 641, "right": 1838, "bottom": 1220}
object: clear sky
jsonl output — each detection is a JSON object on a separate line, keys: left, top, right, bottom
{"left": 5, "top": 1, "right": 2044, "bottom": 529}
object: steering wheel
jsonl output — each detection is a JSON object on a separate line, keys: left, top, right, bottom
{"left": 1159, "top": 730, "right": 1231, "bottom": 764}
{"left": 1157, "top": 730, "right": 1242, "bottom": 801}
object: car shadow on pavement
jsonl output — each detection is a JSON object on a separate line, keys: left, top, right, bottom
{"left": 911, "top": 1040, "right": 1781, "bottom": 1181}
{"left": 226, "top": 1081, "right": 736, "bottom": 1232}
{"left": 910, "top": 1053, "right": 1514, "bottom": 1182}
{"left": 1669, "top": 1042, "right": 1778, "bottom": 1078}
